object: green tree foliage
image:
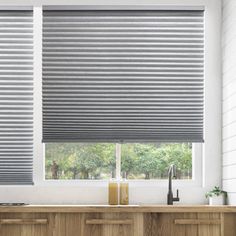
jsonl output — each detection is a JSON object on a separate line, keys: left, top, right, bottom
{"left": 130, "top": 144, "right": 162, "bottom": 179}
{"left": 45, "top": 143, "right": 192, "bottom": 180}
{"left": 120, "top": 143, "right": 138, "bottom": 179}
{"left": 45, "top": 143, "right": 115, "bottom": 179}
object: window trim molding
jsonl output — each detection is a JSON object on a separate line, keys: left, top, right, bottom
{"left": 33, "top": 6, "right": 43, "bottom": 185}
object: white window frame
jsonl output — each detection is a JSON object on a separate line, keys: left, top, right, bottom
{"left": 33, "top": 5, "right": 204, "bottom": 188}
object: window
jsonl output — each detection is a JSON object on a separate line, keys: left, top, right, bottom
{"left": 42, "top": 8, "right": 204, "bottom": 184}
{"left": 45, "top": 142, "right": 193, "bottom": 180}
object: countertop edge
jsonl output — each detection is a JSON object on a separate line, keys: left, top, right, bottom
{"left": 0, "top": 205, "right": 235, "bottom": 213}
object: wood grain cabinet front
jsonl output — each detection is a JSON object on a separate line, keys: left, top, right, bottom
{"left": 50, "top": 212, "right": 143, "bottom": 236}
{"left": 80, "top": 213, "right": 143, "bottom": 236}
{"left": 0, "top": 211, "right": 236, "bottom": 236}
{"left": 0, "top": 213, "right": 51, "bottom": 236}
{"left": 144, "top": 213, "right": 222, "bottom": 236}
{"left": 50, "top": 212, "right": 236, "bottom": 236}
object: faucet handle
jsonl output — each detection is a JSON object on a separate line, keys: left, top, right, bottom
{"left": 173, "top": 189, "right": 180, "bottom": 202}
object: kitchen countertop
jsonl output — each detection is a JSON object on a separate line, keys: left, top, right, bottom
{"left": 0, "top": 205, "right": 235, "bottom": 213}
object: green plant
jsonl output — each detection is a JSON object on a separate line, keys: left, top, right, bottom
{"left": 205, "top": 186, "right": 227, "bottom": 198}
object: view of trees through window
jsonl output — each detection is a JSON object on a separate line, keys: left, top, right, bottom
{"left": 45, "top": 143, "right": 192, "bottom": 180}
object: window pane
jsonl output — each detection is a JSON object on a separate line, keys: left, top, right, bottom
{"left": 45, "top": 143, "right": 116, "bottom": 180}
{"left": 121, "top": 143, "right": 192, "bottom": 180}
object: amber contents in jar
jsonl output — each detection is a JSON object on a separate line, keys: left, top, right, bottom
{"left": 108, "top": 181, "right": 118, "bottom": 205}
{"left": 120, "top": 182, "right": 129, "bottom": 205}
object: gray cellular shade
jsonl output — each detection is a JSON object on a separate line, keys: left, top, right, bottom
{"left": 0, "top": 10, "right": 33, "bottom": 184}
{"left": 43, "top": 10, "right": 204, "bottom": 143}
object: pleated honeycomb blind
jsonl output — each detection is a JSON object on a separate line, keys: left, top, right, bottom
{"left": 43, "top": 9, "right": 204, "bottom": 143}
{"left": 0, "top": 10, "right": 33, "bottom": 184}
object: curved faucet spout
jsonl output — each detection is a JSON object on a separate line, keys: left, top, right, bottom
{"left": 168, "top": 164, "right": 176, "bottom": 178}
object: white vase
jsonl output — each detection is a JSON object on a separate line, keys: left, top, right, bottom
{"left": 209, "top": 195, "right": 225, "bottom": 205}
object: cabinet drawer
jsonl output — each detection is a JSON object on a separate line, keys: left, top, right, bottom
{"left": 81, "top": 213, "right": 143, "bottom": 236}
{"left": 144, "top": 213, "right": 222, "bottom": 236}
{"left": 0, "top": 213, "right": 49, "bottom": 236}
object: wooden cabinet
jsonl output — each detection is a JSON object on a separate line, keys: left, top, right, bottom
{"left": 0, "top": 213, "right": 50, "bottom": 236}
{"left": 52, "top": 212, "right": 143, "bottom": 236}
{"left": 0, "top": 206, "right": 235, "bottom": 236}
{"left": 144, "top": 213, "right": 222, "bottom": 236}
{"left": 52, "top": 213, "right": 81, "bottom": 236}
{"left": 222, "top": 213, "right": 236, "bottom": 236}
{"left": 82, "top": 213, "right": 143, "bottom": 236}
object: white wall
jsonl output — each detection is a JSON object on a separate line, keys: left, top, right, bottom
{"left": 222, "top": 0, "right": 236, "bottom": 205}
{"left": 0, "top": 0, "right": 222, "bottom": 205}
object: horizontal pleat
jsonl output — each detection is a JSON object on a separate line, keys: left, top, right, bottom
{"left": 43, "top": 9, "right": 204, "bottom": 142}
{"left": 0, "top": 10, "right": 33, "bottom": 185}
